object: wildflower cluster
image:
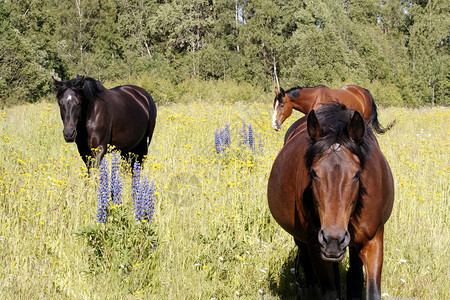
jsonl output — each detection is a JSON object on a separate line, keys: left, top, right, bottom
{"left": 97, "top": 157, "right": 157, "bottom": 223}
{"left": 110, "top": 153, "right": 123, "bottom": 205}
{"left": 239, "top": 120, "right": 263, "bottom": 152}
{"left": 132, "top": 162, "right": 157, "bottom": 223}
{"left": 215, "top": 123, "right": 231, "bottom": 154}
{"left": 97, "top": 157, "right": 109, "bottom": 223}
{"left": 214, "top": 120, "right": 263, "bottom": 154}
{"left": 97, "top": 154, "right": 124, "bottom": 222}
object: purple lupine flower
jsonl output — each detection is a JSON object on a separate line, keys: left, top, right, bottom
{"left": 132, "top": 161, "right": 142, "bottom": 221}
{"left": 215, "top": 129, "right": 223, "bottom": 154}
{"left": 132, "top": 161, "right": 141, "bottom": 205}
{"left": 240, "top": 119, "right": 248, "bottom": 146}
{"left": 110, "top": 153, "right": 123, "bottom": 205}
{"left": 248, "top": 123, "right": 255, "bottom": 150}
{"left": 223, "top": 123, "right": 231, "bottom": 148}
{"left": 258, "top": 133, "right": 263, "bottom": 153}
{"left": 134, "top": 178, "right": 144, "bottom": 221}
{"left": 140, "top": 177, "right": 156, "bottom": 222}
{"left": 97, "top": 157, "right": 109, "bottom": 223}
{"left": 134, "top": 175, "right": 157, "bottom": 223}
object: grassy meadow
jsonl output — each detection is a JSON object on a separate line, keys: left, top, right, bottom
{"left": 0, "top": 100, "right": 448, "bottom": 299}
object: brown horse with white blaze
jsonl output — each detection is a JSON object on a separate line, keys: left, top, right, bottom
{"left": 271, "top": 85, "right": 393, "bottom": 134}
{"left": 268, "top": 103, "right": 394, "bottom": 299}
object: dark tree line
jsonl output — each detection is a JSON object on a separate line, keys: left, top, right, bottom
{"left": 0, "top": 0, "right": 448, "bottom": 106}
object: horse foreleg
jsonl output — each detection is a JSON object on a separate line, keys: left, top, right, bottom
{"left": 347, "top": 246, "right": 364, "bottom": 299}
{"left": 89, "top": 144, "right": 107, "bottom": 168}
{"left": 294, "top": 239, "right": 317, "bottom": 287}
{"left": 307, "top": 242, "right": 340, "bottom": 298}
{"left": 359, "top": 227, "right": 384, "bottom": 300}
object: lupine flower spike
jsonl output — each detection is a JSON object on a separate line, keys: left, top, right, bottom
{"left": 223, "top": 123, "right": 231, "bottom": 148}
{"left": 97, "top": 157, "right": 109, "bottom": 223}
{"left": 132, "top": 161, "right": 141, "bottom": 204}
{"left": 215, "top": 129, "right": 223, "bottom": 154}
{"left": 240, "top": 119, "right": 248, "bottom": 146}
{"left": 110, "top": 153, "right": 123, "bottom": 205}
{"left": 258, "top": 133, "right": 263, "bottom": 153}
{"left": 248, "top": 123, "right": 255, "bottom": 150}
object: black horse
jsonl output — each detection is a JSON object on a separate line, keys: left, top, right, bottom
{"left": 53, "top": 75, "right": 157, "bottom": 169}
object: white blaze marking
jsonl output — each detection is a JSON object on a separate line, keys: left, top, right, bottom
{"left": 67, "top": 95, "right": 72, "bottom": 101}
{"left": 272, "top": 101, "right": 279, "bottom": 127}
{"left": 331, "top": 143, "right": 342, "bottom": 151}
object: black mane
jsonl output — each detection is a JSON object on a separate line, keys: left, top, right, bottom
{"left": 55, "top": 76, "right": 106, "bottom": 103}
{"left": 305, "top": 102, "right": 372, "bottom": 171}
{"left": 275, "top": 86, "right": 302, "bottom": 103}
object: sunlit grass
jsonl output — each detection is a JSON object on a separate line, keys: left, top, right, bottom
{"left": 0, "top": 101, "right": 448, "bottom": 298}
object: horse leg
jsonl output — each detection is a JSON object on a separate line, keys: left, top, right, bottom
{"left": 294, "top": 239, "right": 317, "bottom": 287}
{"left": 130, "top": 136, "right": 150, "bottom": 168}
{"left": 75, "top": 140, "right": 93, "bottom": 172}
{"left": 91, "top": 144, "right": 107, "bottom": 167}
{"left": 307, "top": 242, "right": 339, "bottom": 298}
{"left": 358, "top": 227, "right": 385, "bottom": 300}
{"left": 347, "top": 246, "right": 364, "bottom": 300}
{"left": 333, "top": 262, "right": 342, "bottom": 298}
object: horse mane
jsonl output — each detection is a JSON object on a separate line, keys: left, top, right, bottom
{"left": 305, "top": 102, "right": 372, "bottom": 171}
{"left": 305, "top": 102, "right": 372, "bottom": 213}
{"left": 276, "top": 86, "right": 302, "bottom": 103}
{"left": 285, "top": 86, "right": 302, "bottom": 98}
{"left": 55, "top": 75, "right": 107, "bottom": 103}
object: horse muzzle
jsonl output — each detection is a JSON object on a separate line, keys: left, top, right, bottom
{"left": 318, "top": 228, "right": 350, "bottom": 262}
{"left": 271, "top": 120, "right": 281, "bottom": 131}
{"left": 63, "top": 128, "right": 77, "bottom": 142}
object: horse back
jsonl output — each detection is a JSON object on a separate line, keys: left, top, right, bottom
{"left": 338, "top": 85, "right": 373, "bottom": 120}
{"left": 307, "top": 85, "right": 372, "bottom": 120}
{"left": 98, "top": 85, "right": 156, "bottom": 150}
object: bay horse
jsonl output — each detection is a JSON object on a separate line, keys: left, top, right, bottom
{"left": 53, "top": 75, "right": 157, "bottom": 169}
{"left": 268, "top": 103, "right": 394, "bottom": 299}
{"left": 271, "top": 85, "right": 394, "bottom": 134}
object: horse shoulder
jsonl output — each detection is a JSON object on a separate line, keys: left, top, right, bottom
{"left": 85, "top": 97, "right": 112, "bottom": 140}
{"left": 268, "top": 131, "right": 310, "bottom": 240}
{"left": 351, "top": 142, "right": 394, "bottom": 245}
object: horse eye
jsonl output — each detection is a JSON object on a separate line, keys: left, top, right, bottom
{"left": 354, "top": 170, "right": 362, "bottom": 180}
{"left": 310, "top": 169, "right": 318, "bottom": 179}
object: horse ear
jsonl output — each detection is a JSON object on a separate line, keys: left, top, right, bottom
{"left": 348, "top": 111, "right": 365, "bottom": 144}
{"left": 280, "top": 88, "right": 286, "bottom": 97}
{"left": 307, "top": 110, "right": 322, "bottom": 141}
{"left": 74, "top": 76, "right": 85, "bottom": 89}
{"left": 52, "top": 76, "right": 62, "bottom": 90}
{"left": 275, "top": 87, "right": 279, "bottom": 95}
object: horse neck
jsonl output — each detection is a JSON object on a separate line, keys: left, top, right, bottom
{"left": 289, "top": 88, "right": 317, "bottom": 114}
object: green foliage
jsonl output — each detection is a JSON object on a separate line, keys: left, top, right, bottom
{"left": 0, "top": 0, "right": 448, "bottom": 106}
{"left": 75, "top": 205, "right": 158, "bottom": 291}
{"left": 105, "top": 73, "right": 271, "bottom": 104}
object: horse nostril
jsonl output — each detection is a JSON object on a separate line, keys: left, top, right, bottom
{"left": 339, "top": 231, "right": 348, "bottom": 245}
{"left": 63, "top": 129, "right": 77, "bottom": 140}
{"left": 318, "top": 229, "right": 328, "bottom": 245}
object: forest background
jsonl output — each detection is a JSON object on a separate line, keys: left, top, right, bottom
{"left": 0, "top": 0, "right": 449, "bottom": 107}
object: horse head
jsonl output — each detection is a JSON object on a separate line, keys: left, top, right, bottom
{"left": 271, "top": 87, "right": 293, "bottom": 131}
{"left": 306, "top": 107, "right": 366, "bottom": 262}
{"left": 53, "top": 75, "right": 86, "bottom": 142}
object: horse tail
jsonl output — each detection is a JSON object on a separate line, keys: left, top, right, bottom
{"left": 366, "top": 89, "right": 395, "bottom": 134}
{"left": 146, "top": 93, "right": 157, "bottom": 147}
